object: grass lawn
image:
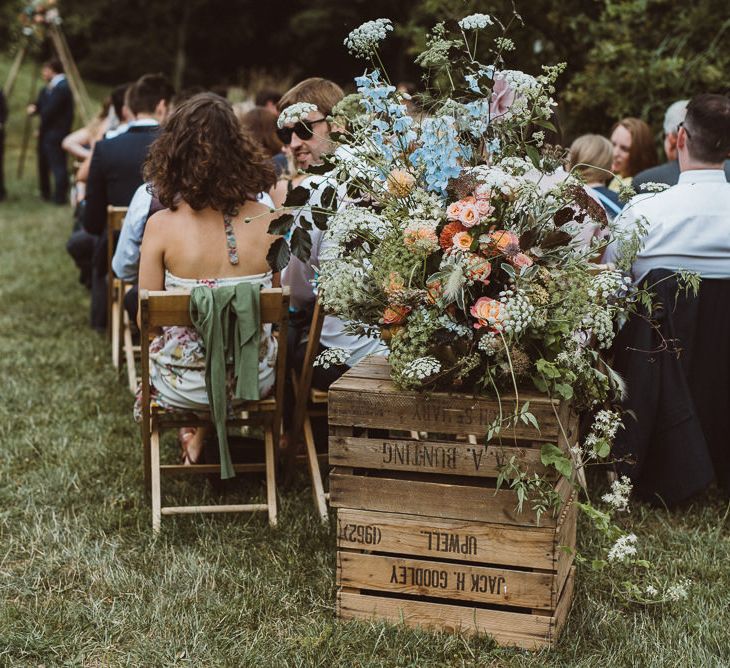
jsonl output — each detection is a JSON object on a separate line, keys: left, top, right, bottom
{"left": 1, "top": 55, "right": 729, "bottom": 667}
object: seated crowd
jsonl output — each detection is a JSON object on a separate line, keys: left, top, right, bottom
{"left": 56, "top": 67, "right": 730, "bottom": 509}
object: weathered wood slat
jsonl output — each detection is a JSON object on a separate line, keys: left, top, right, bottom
{"left": 337, "top": 567, "right": 576, "bottom": 650}
{"left": 336, "top": 509, "right": 560, "bottom": 569}
{"left": 330, "top": 470, "right": 572, "bottom": 528}
{"left": 337, "top": 552, "right": 557, "bottom": 609}
{"left": 328, "top": 381, "right": 560, "bottom": 440}
{"left": 329, "top": 435, "right": 547, "bottom": 478}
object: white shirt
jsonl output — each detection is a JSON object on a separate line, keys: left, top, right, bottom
{"left": 602, "top": 170, "right": 730, "bottom": 282}
{"left": 49, "top": 73, "right": 66, "bottom": 89}
{"left": 281, "top": 172, "right": 387, "bottom": 366}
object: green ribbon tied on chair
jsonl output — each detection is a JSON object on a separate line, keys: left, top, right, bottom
{"left": 189, "top": 282, "right": 261, "bottom": 479}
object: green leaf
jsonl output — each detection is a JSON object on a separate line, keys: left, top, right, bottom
{"left": 267, "top": 213, "right": 294, "bottom": 236}
{"left": 290, "top": 227, "right": 313, "bottom": 263}
{"left": 591, "top": 559, "right": 607, "bottom": 571}
{"left": 283, "top": 185, "right": 310, "bottom": 208}
{"left": 266, "top": 237, "right": 290, "bottom": 273}
{"left": 555, "top": 383, "right": 574, "bottom": 400}
{"left": 540, "top": 443, "right": 573, "bottom": 478}
{"left": 525, "top": 144, "right": 541, "bottom": 169}
{"left": 523, "top": 411, "right": 540, "bottom": 432}
{"left": 594, "top": 439, "right": 610, "bottom": 458}
{"left": 320, "top": 185, "right": 337, "bottom": 210}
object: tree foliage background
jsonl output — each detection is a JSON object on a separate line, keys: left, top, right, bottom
{"left": 1, "top": 0, "right": 728, "bottom": 141}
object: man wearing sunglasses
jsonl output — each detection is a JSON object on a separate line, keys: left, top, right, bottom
{"left": 275, "top": 78, "right": 341, "bottom": 171}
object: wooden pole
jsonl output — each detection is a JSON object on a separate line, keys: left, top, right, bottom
{"left": 53, "top": 25, "right": 94, "bottom": 119}
{"left": 3, "top": 41, "right": 28, "bottom": 98}
{"left": 17, "top": 59, "right": 41, "bottom": 179}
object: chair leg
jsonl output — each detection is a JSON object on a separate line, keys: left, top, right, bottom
{"left": 303, "top": 414, "right": 328, "bottom": 524}
{"left": 142, "top": 417, "right": 152, "bottom": 500}
{"left": 111, "top": 286, "right": 121, "bottom": 369}
{"left": 264, "top": 426, "right": 277, "bottom": 527}
{"left": 150, "top": 426, "right": 162, "bottom": 532}
{"left": 123, "top": 310, "right": 137, "bottom": 393}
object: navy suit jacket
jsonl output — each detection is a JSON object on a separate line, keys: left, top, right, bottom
{"left": 35, "top": 79, "right": 74, "bottom": 138}
{"left": 83, "top": 124, "right": 159, "bottom": 236}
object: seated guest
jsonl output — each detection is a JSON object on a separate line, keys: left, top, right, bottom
{"left": 138, "top": 93, "right": 279, "bottom": 465}
{"left": 633, "top": 100, "right": 730, "bottom": 189}
{"left": 239, "top": 107, "right": 289, "bottom": 176}
{"left": 567, "top": 134, "right": 623, "bottom": 220}
{"left": 73, "top": 73, "right": 173, "bottom": 330}
{"left": 604, "top": 93, "right": 730, "bottom": 505}
{"left": 255, "top": 88, "right": 281, "bottom": 114}
{"left": 608, "top": 117, "right": 657, "bottom": 192}
{"left": 275, "top": 78, "right": 387, "bottom": 398}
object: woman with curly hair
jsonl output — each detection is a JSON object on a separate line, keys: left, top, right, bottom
{"left": 138, "top": 93, "right": 279, "bottom": 464}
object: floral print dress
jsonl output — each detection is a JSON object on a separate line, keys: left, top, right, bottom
{"left": 137, "top": 270, "right": 277, "bottom": 417}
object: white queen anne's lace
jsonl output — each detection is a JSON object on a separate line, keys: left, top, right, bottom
{"left": 402, "top": 356, "right": 442, "bottom": 381}
{"left": 639, "top": 181, "right": 670, "bottom": 193}
{"left": 313, "top": 348, "right": 350, "bottom": 369}
{"left": 458, "top": 13, "right": 494, "bottom": 30}
{"left": 601, "top": 475, "right": 632, "bottom": 512}
{"left": 344, "top": 18, "right": 393, "bottom": 58}
{"left": 277, "top": 102, "right": 319, "bottom": 128}
{"left": 607, "top": 533, "right": 637, "bottom": 562}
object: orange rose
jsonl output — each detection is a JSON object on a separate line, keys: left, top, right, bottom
{"left": 382, "top": 305, "right": 411, "bottom": 325}
{"left": 511, "top": 253, "right": 534, "bottom": 269}
{"left": 439, "top": 221, "right": 467, "bottom": 251}
{"left": 470, "top": 297, "right": 503, "bottom": 330}
{"left": 464, "top": 254, "right": 492, "bottom": 284}
{"left": 482, "top": 229, "right": 520, "bottom": 257}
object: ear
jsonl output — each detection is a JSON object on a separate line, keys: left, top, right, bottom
{"left": 676, "top": 126, "right": 688, "bottom": 150}
{"left": 155, "top": 99, "right": 168, "bottom": 120}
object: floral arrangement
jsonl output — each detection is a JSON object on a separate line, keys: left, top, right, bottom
{"left": 19, "top": 0, "right": 61, "bottom": 39}
{"left": 268, "top": 12, "right": 695, "bottom": 604}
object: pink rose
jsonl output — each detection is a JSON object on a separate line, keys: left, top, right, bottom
{"left": 490, "top": 77, "right": 515, "bottom": 121}
{"left": 511, "top": 253, "right": 534, "bottom": 269}
{"left": 470, "top": 297, "right": 503, "bottom": 330}
{"left": 459, "top": 203, "right": 480, "bottom": 228}
{"left": 475, "top": 199, "right": 494, "bottom": 218}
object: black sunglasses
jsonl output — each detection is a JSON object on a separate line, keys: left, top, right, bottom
{"left": 678, "top": 121, "right": 691, "bottom": 139}
{"left": 276, "top": 118, "right": 328, "bottom": 144}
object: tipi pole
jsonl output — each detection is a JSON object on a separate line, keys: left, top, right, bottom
{"left": 47, "top": 24, "right": 92, "bottom": 124}
{"left": 3, "top": 41, "right": 28, "bottom": 98}
{"left": 17, "top": 59, "right": 41, "bottom": 179}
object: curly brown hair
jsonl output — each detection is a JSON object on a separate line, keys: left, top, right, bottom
{"left": 144, "top": 93, "right": 276, "bottom": 216}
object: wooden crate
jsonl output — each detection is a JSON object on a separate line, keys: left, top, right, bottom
{"left": 329, "top": 356, "right": 578, "bottom": 649}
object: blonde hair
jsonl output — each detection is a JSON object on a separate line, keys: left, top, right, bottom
{"left": 277, "top": 77, "right": 344, "bottom": 117}
{"left": 568, "top": 134, "right": 613, "bottom": 184}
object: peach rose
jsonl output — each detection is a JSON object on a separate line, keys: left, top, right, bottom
{"left": 426, "top": 278, "right": 443, "bottom": 304}
{"left": 470, "top": 297, "right": 504, "bottom": 330}
{"left": 382, "top": 305, "right": 411, "bottom": 325}
{"left": 459, "top": 203, "right": 480, "bottom": 228}
{"left": 464, "top": 254, "right": 492, "bottom": 284}
{"left": 446, "top": 201, "right": 464, "bottom": 221}
{"left": 482, "top": 229, "right": 520, "bottom": 257}
{"left": 452, "top": 231, "right": 474, "bottom": 251}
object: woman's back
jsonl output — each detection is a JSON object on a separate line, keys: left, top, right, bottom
{"left": 149, "top": 200, "right": 275, "bottom": 281}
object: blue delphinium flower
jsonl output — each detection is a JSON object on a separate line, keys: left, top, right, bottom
{"left": 410, "top": 116, "right": 471, "bottom": 195}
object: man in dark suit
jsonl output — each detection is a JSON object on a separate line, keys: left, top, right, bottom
{"left": 633, "top": 99, "right": 730, "bottom": 190}
{"left": 27, "top": 58, "right": 73, "bottom": 204}
{"left": 0, "top": 89, "right": 7, "bottom": 201}
{"left": 74, "top": 73, "right": 174, "bottom": 329}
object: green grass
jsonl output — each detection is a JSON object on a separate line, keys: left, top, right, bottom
{"left": 2, "top": 54, "right": 730, "bottom": 667}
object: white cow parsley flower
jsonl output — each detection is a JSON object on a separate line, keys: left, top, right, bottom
{"left": 607, "top": 533, "right": 637, "bottom": 562}
{"left": 666, "top": 578, "right": 691, "bottom": 601}
{"left": 344, "top": 18, "right": 393, "bottom": 58}
{"left": 313, "top": 348, "right": 350, "bottom": 369}
{"left": 601, "top": 475, "right": 632, "bottom": 512}
{"left": 458, "top": 13, "right": 494, "bottom": 30}
{"left": 639, "top": 181, "right": 670, "bottom": 193}
{"left": 277, "top": 102, "right": 318, "bottom": 128}
{"left": 402, "top": 356, "right": 441, "bottom": 381}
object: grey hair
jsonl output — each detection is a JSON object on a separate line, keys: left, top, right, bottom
{"left": 663, "top": 99, "right": 689, "bottom": 137}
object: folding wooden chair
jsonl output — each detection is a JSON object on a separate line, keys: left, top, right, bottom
{"left": 106, "top": 205, "right": 127, "bottom": 362}
{"left": 139, "top": 287, "right": 290, "bottom": 532}
{"left": 289, "top": 298, "right": 329, "bottom": 523}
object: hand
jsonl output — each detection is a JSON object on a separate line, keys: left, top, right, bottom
{"left": 27, "top": 104, "right": 37, "bottom": 115}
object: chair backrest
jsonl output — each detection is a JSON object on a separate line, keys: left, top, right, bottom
{"left": 106, "top": 206, "right": 128, "bottom": 274}
{"left": 138, "top": 287, "right": 290, "bottom": 427}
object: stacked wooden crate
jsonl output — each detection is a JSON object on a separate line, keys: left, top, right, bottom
{"left": 329, "top": 355, "right": 578, "bottom": 650}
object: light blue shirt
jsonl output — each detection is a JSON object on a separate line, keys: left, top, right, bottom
{"left": 602, "top": 170, "right": 730, "bottom": 282}
{"left": 111, "top": 184, "right": 277, "bottom": 282}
